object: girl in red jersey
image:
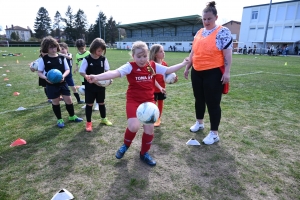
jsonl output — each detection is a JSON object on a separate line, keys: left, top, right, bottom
{"left": 86, "top": 41, "right": 190, "bottom": 166}
{"left": 149, "top": 44, "right": 178, "bottom": 127}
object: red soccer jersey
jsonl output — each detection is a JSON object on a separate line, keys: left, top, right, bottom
{"left": 154, "top": 61, "right": 168, "bottom": 93}
{"left": 126, "top": 61, "right": 156, "bottom": 104}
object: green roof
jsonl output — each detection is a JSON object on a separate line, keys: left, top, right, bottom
{"left": 117, "top": 15, "right": 202, "bottom": 30}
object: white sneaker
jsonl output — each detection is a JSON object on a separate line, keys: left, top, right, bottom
{"left": 190, "top": 121, "right": 204, "bottom": 132}
{"left": 81, "top": 104, "right": 86, "bottom": 109}
{"left": 203, "top": 131, "right": 219, "bottom": 145}
{"left": 94, "top": 103, "right": 99, "bottom": 111}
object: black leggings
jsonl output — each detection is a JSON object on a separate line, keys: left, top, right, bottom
{"left": 191, "top": 67, "right": 223, "bottom": 130}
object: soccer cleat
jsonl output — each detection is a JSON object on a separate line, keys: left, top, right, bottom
{"left": 69, "top": 115, "right": 83, "bottom": 122}
{"left": 86, "top": 122, "right": 92, "bottom": 132}
{"left": 202, "top": 131, "right": 220, "bottom": 145}
{"left": 77, "top": 100, "right": 85, "bottom": 104}
{"left": 81, "top": 105, "right": 86, "bottom": 109}
{"left": 100, "top": 118, "right": 112, "bottom": 126}
{"left": 154, "top": 118, "right": 161, "bottom": 127}
{"left": 140, "top": 152, "right": 156, "bottom": 166}
{"left": 93, "top": 104, "right": 99, "bottom": 111}
{"left": 57, "top": 119, "right": 65, "bottom": 128}
{"left": 190, "top": 121, "right": 204, "bottom": 132}
{"left": 115, "top": 144, "right": 129, "bottom": 159}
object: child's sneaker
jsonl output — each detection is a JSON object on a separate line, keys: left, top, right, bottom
{"left": 78, "top": 100, "right": 85, "bottom": 104}
{"left": 115, "top": 144, "right": 129, "bottom": 159}
{"left": 140, "top": 152, "right": 156, "bottom": 166}
{"left": 86, "top": 122, "right": 92, "bottom": 132}
{"left": 100, "top": 118, "right": 112, "bottom": 126}
{"left": 190, "top": 121, "right": 204, "bottom": 132}
{"left": 57, "top": 119, "right": 65, "bottom": 128}
{"left": 93, "top": 103, "right": 99, "bottom": 111}
{"left": 154, "top": 118, "right": 161, "bottom": 127}
{"left": 202, "top": 131, "right": 220, "bottom": 145}
{"left": 69, "top": 115, "right": 83, "bottom": 122}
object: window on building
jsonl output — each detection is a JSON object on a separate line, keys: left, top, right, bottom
{"left": 252, "top": 11, "right": 258, "bottom": 19}
{"left": 284, "top": 26, "right": 292, "bottom": 28}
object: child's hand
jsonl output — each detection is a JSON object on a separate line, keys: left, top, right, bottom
{"left": 160, "top": 87, "right": 166, "bottom": 94}
{"left": 174, "top": 76, "right": 178, "bottom": 83}
{"left": 183, "top": 57, "right": 190, "bottom": 65}
{"left": 29, "top": 62, "right": 36, "bottom": 72}
{"left": 60, "top": 76, "right": 65, "bottom": 83}
{"left": 45, "top": 79, "right": 53, "bottom": 84}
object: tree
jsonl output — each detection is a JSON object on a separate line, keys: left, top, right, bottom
{"left": 62, "top": 6, "right": 75, "bottom": 42}
{"left": 53, "top": 11, "right": 63, "bottom": 39}
{"left": 74, "top": 9, "right": 88, "bottom": 40}
{"left": 10, "top": 32, "right": 19, "bottom": 41}
{"left": 34, "top": 7, "right": 52, "bottom": 39}
{"left": 105, "top": 16, "right": 118, "bottom": 45}
{"left": 86, "top": 11, "right": 107, "bottom": 44}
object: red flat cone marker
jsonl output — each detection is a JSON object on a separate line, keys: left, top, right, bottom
{"left": 4, "top": 78, "right": 9, "bottom": 81}
{"left": 10, "top": 138, "right": 27, "bottom": 147}
{"left": 13, "top": 92, "right": 20, "bottom": 96}
{"left": 6, "top": 70, "right": 10, "bottom": 72}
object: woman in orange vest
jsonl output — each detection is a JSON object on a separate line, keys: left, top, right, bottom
{"left": 184, "top": 1, "right": 232, "bottom": 145}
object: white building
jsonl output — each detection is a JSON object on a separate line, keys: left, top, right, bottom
{"left": 239, "top": 0, "right": 300, "bottom": 53}
{"left": 5, "top": 25, "right": 31, "bottom": 42}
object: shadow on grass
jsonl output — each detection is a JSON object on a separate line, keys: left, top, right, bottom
{"left": 103, "top": 156, "right": 152, "bottom": 200}
{"left": 0, "top": 110, "right": 61, "bottom": 199}
{"left": 45, "top": 127, "right": 100, "bottom": 181}
{"left": 185, "top": 143, "right": 251, "bottom": 200}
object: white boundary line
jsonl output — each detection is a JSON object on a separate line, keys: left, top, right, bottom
{"left": 264, "top": 72, "right": 300, "bottom": 77}
{"left": 0, "top": 71, "right": 297, "bottom": 115}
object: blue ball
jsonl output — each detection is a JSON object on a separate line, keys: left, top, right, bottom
{"left": 47, "top": 69, "right": 63, "bottom": 84}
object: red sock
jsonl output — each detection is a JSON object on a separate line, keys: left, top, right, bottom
{"left": 124, "top": 128, "right": 137, "bottom": 147}
{"left": 157, "top": 100, "right": 163, "bottom": 118}
{"left": 140, "top": 133, "right": 154, "bottom": 155}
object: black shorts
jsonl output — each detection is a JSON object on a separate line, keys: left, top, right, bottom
{"left": 154, "top": 92, "right": 166, "bottom": 101}
{"left": 85, "top": 88, "right": 105, "bottom": 104}
{"left": 46, "top": 82, "right": 71, "bottom": 99}
{"left": 65, "top": 76, "right": 75, "bottom": 86}
{"left": 38, "top": 77, "right": 47, "bottom": 87}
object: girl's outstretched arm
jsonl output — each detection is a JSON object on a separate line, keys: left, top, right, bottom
{"left": 86, "top": 70, "right": 121, "bottom": 83}
{"left": 165, "top": 57, "right": 190, "bottom": 74}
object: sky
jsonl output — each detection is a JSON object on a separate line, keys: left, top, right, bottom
{"left": 0, "top": 0, "right": 284, "bottom": 35}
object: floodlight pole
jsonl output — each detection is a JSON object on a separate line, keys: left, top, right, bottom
{"left": 262, "top": 0, "right": 272, "bottom": 54}
{"left": 97, "top": 5, "right": 101, "bottom": 38}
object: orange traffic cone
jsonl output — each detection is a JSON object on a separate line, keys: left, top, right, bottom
{"left": 13, "top": 92, "right": 20, "bottom": 96}
{"left": 10, "top": 138, "right": 27, "bottom": 147}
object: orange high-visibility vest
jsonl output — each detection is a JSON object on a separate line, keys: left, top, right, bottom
{"left": 192, "top": 26, "right": 224, "bottom": 71}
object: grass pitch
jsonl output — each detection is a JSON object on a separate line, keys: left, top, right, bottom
{"left": 0, "top": 47, "right": 299, "bottom": 199}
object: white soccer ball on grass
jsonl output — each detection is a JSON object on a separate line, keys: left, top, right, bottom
{"left": 78, "top": 85, "right": 85, "bottom": 96}
{"left": 165, "top": 72, "right": 177, "bottom": 84}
